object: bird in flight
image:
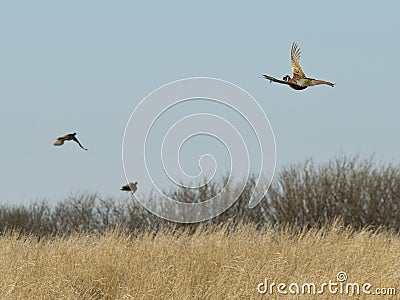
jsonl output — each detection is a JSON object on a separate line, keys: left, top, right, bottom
{"left": 53, "top": 132, "right": 88, "bottom": 151}
{"left": 262, "top": 42, "right": 334, "bottom": 90}
{"left": 121, "top": 181, "right": 138, "bottom": 194}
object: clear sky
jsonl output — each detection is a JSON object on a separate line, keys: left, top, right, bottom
{"left": 1, "top": 1, "right": 400, "bottom": 205}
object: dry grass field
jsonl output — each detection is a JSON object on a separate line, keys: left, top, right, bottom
{"left": 0, "top": 222, "right": 399, "bottom": 299}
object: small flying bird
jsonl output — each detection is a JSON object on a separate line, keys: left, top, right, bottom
{"left": 121, "top": 181, "right": 138, "bottom": 194}
{"left": 53, "top": 132, "right": 88, "bottom": 151}
{"left": 262, "top": 42, "right": 335, "bottom": 90}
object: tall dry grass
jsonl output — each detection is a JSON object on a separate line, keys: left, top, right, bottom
{"left": 0, "top": 222, "right": 398, "bottom": 299}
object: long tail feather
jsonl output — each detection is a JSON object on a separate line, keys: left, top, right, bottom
{"left": 262, "top": 74, "right": 289, "bottom": 85}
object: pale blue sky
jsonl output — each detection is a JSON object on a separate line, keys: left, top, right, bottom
{"left": 1, "top": 1, "right": 400, "bottom": 205}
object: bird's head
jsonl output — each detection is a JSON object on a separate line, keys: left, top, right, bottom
{"left": 283, "top": 75, "right": 290, "bottom": 81}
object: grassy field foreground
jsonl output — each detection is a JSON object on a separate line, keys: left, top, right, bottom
{"left": 0, "top": 223, "right": 399, "bottom": 299}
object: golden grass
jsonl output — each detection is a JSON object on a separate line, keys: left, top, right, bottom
{"left": 0, "top": 223, "right": 399, "bottom": 299}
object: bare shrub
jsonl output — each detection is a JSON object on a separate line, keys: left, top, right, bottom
{"left": 263, "top": 155, "right": 400, "bottom": 230}
{"left": 1, "top": 155, "right": 400, "bottom": 236}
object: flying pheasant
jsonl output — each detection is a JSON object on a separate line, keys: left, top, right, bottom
{"left": 53, "top": 132, "right": 88, "bottom": 151}
{"left": 121, "top": 182, "right": 138, "bottom": 194}
{"left": 262, "top": 42, "right": 334, "bottom": 90}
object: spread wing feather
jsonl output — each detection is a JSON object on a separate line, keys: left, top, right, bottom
{"left": 291, "top": 42, "right": 306, "bottom": 79}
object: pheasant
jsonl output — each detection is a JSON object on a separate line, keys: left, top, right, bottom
{"left": 121, "top": 182, "right": 138, "bottom": 194}
{"left": 53, "top": 132, "right": 88, "bottom": 151}
{"left": 262, "top": 42, "right": 334, "bottom": 90}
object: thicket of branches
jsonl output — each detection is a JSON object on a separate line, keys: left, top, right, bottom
{"left": 1, "top": 155, "right": 400, "bottom": 236}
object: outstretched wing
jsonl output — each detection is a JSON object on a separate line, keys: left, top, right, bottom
{"left": 53, "top": 137, "right": 65, "bottom": 146}
{"left": 72, "top": 136, "right": 88, "bottom": 151}
{"left": 291, "top": 42, "right": 306, "bottom": 79}
{"left": 120, "top": 184, "right": 130, "bottom": 191}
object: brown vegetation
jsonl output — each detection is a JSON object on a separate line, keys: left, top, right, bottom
{"left": 1, "top": 156, "right": 399, "bottom": 298}
{"left": 1, "top": 156, "right": 400, "bottom": 236}
{"left": 0, "top": 223, "right": 398, "bottom": 299}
